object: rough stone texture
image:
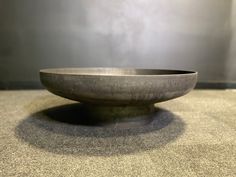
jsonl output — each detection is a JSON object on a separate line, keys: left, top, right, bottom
{"left": 0, "top": 89, "right": 236, "bottom": 177}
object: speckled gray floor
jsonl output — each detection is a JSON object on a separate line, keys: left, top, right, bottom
{"left": 0, "top": 90, "right": 236, "bottom": 177}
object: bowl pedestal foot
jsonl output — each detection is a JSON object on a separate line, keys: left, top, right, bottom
{"left": 82, "top": 104, "right": 156, "bottom": 127}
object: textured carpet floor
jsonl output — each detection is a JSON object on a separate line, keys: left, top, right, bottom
{"left": 0, "top": 90, "right": 235, "bottom": 177}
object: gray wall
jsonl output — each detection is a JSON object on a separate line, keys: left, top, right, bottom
{"left": 0, "top": 0, "right": 236, "bottom": 87}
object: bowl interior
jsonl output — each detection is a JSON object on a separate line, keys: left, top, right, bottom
{"left": 40, "top": 68, "right": 196, "bottom": 76}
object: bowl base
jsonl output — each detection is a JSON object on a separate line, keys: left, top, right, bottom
{"left": 82, "top": 104, "right": 156, "bottom": 127}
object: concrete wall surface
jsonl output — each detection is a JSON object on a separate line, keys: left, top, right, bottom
{"left": 0, "top": 0, "right": 235, "bottom": 88}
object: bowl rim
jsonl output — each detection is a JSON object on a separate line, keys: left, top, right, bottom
{"left": 40, "top": 67, "right": 198, "bottom": 77}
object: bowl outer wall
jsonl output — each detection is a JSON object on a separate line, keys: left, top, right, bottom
{"left": 40, "top": 71, "right": 197, "bottom": 105}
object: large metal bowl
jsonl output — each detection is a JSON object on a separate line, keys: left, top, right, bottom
{"left": 40, "top": 68, "right": 197, "bottom": 125}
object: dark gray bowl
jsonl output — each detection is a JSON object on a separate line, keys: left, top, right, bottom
{"left": 40, "top": 68, "right": 197, "bottom": 125}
